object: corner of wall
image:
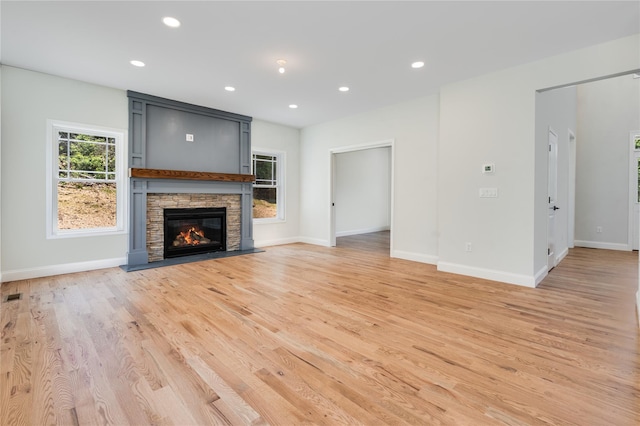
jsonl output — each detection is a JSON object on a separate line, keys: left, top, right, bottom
{"left": 298, "top": 237, "right": 331, "bottom": 247}
{"left": 437, "top": 261, "right": 538, "bottom": 288}
{"left": 391, "top": 250, "right": 438, "bottom": 265}
{"left": 254, "top": 237, "right": 301, "bottom": 248}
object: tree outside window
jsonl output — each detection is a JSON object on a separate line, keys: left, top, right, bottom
{"left": 47, "top": 121, "right": 125, "bottom": 237}
{"left": 252, "top": 152, "right": 284, "bottom": 220}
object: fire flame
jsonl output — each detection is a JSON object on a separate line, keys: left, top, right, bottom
{"left": 183, "top": 227, "right": 204, "bottom": 245}
{"left": 173, "top": 226, "right": 211, "bottom": 247}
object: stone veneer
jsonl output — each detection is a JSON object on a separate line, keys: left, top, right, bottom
{"left": 146, "top": 193, "right": 241, "bottom": 262}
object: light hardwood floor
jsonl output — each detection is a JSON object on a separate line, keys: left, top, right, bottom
{"left": 1, "top": 232, "right": 638, "bottom": 425}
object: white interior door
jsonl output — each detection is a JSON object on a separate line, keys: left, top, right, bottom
{"left": 548, "top": 128, "right": 559, "bottom": 271}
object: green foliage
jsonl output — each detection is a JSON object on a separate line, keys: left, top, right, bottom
{"left": 254, "top": 155, "right": 276, "bottom": 185}
{"left": 58, "top": 132, "right": 116, "bottom": 180}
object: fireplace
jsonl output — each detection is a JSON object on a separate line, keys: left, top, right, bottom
{"left": 126, "top": 91, "right": 254, "bottom": 267}
{"left": 163, "top": 207, "right": 226, "bottom": 259}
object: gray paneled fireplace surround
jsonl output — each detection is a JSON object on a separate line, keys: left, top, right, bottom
{"left": 126, "top": 91, "right": 255, "bottom": 267}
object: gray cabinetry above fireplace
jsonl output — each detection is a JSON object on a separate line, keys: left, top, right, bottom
{"left": 126, "top": 91, "right": 254, "bottom": 266}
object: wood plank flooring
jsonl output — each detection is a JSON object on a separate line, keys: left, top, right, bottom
{"left": 1, "top": 232, "right": 639, "bottom": 425}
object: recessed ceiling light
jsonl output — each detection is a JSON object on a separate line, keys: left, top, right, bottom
{"left": 162, "top": 17, "right": 181, "bottom": 28}
{"left": 130, "top": 60, "right": 145, "bottom": 67}
{"left": 224, "top": 86, "right": 236, "bottom": 92}
{"left": 277, "top": 59, "right": 287, "bottom": 74}
{"left": 338, "top": 86, "right": 350, "bottom": 92}
{"left": 411, "top": 61, "right": 425, "bottom": 69}
{"left": 289, "top": 104, "right": 298, "bottom": 109}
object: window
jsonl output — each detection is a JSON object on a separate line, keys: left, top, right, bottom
{"left": 252, "top": 151, "right": 284, "bottom": 221}
{"left": 47, "top": 120, "right": 126, "bottom": 238}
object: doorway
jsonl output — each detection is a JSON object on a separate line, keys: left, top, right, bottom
{"left": 329, "top": 140, "right": 394, "bottom": 254}
{"left": 538, "top": 72, "right": 640, "bottom": 268}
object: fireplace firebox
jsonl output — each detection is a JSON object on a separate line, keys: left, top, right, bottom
{"left": 163, "top": 207, "right": 226, "bottom": 259}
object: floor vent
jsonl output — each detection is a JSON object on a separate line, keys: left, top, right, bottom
{"left": 5, "top": 293, "right": 21, "bottom": 302}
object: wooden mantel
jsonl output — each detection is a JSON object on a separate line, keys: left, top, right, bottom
{"left": 129, "top": 168, "right": 255, "bottom": 183}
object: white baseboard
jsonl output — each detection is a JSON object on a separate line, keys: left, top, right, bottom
{"left": 336, "top": 226, "right": 390, "bottom": 238}
{"left": 534, "top": 265, "right": 548, "bottom": 287}
{"left": 574, "top": 240, "right": 631, "bottom": 251}
{"left": 297, "top": 236, "right": 331, "bottom": 247}
{"left": 2, "top": 257, "right": 126, "bottom": 283}
{"left": 437, "top": 261, "right": 537, "bottom": 288}
{"left": 392, "top": 250, "right": 438, "bottom": 265}
{"left": 532, "top": 249, "right": 567, "bottom": 287}
{"left": 254, "top": 237, "right": 301, "bottom": 248}
{"left": 556, "top": 247, "right": 569, "bottom": 264}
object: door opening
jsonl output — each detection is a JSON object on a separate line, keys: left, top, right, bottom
{"left": 329, "top": 140, "right": 394, "bottom": 255}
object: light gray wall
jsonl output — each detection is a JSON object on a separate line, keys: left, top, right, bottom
{"left": 439, "top": 34, "right": 638, "bottom": 286}
{"left": 335, "top": 147, "right": 390, "bottom": 236}
{"left": 535, "top": 86, "right": 577, "bottom": 263}
{"left": 145, "top": 104, "right": 241, "bottom": 174}
{"left": 300, "top": 94, "right": 440, "bottom": 264}
{"left": 575, "top": 75, "right": 640, "bottom": 248}
{"left": 1, "top": 66, "right": 129, "bottom": 277}
{"left": 252, "top": 119, "right": 301, "bottom": 247}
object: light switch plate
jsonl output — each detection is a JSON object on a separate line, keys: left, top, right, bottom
{"left": 479, "top": 187, "right": 498, "bottom": 198}
{"left": 186, "top": 134, "right": 194, "bottom": 142}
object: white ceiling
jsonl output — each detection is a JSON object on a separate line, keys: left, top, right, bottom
{"left": 2, "top": 1, "right": 639, "bottom": 128}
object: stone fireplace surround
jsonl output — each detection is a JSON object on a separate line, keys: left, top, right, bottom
{"left": 146, "top": 193, "right": 241, "bottom": 262}
{"left": 126, "top": 91, "right": 254, "bottom": 266}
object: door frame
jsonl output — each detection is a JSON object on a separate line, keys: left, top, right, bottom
{"left": 629, "top": 131, "right": 640, "bottom": 250}
{"left": 329, "top": 139, "right": 395, "bottom": 253}
{"left": 548, "top": 127, "right": 559, "bottom": 271}
{"left": 567, "top": 129, "right": 576, "bottom": 249}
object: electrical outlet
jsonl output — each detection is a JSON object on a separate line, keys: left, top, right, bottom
{"left": 596, "top": 226, "right": 602, "bottom": 233}
{"left": 465, "top": 242, "right": 472, "bottom": 252}
{"left": 186, "top": 133, "right": 194, "bottom": 142}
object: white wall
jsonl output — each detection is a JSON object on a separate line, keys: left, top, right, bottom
{"left": 1, "top": 66, "right": 129, "bottom": 280}
{"left": 300, "top": 95, "right": 440, "bottom": 264}
{"left": 335, "top": 147, "right": 390, "bottom": 236}
{"left": 575, "top": 75, "right": 640, "bottom": 249}
{"left": 0, "top": 65, "right": 3, "bottom": 283}
{"left": 535, "top": 85, "right": 577, "bottom": 265}
{"left": 251, "top": 120, "right": 301, "bottom": 247}
{"left": 438, "top": 34, "right": 639, "bottom": 287}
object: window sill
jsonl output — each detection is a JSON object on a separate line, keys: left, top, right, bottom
{"left": 253, "top": 218, "right": 286, "bottom": 225}
{"left": 47, "top": 228, "right": 127, "bottom": 239}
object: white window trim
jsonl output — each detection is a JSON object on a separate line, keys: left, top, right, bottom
{"left": 46, "top": 119, "right": 128, "bottom": 239}
{"left": 252, "top": 149, "right": 286, "bottom": 223}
